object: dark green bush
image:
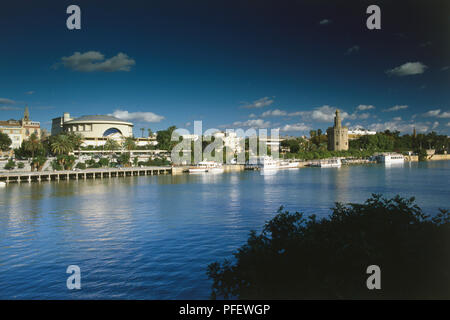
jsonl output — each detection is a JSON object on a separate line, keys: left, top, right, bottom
{"left": 207, "top": 194, "right": 450, "bottom": 299}
{"left": 51, "top": 160, "right": 63, "bottom": 171}
{"left": 4, "top": 158, "right": 15, "bottom": 170}
{"left": 75, "top": 162, "right": 86, "bottom": 170}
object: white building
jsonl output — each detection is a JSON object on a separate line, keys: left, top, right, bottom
{"left": 213, "top": 131, "right": 244, "bottom": 154}
{"left": 0, "top": 107, "right": 41, "bottom": 150}
{"left": 51, "top": 113, "right": 134, "bottom": 147}
{"left": 0, "top": 120, "right": 23, "bottom": 149}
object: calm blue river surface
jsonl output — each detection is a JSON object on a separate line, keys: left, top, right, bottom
{"left": 0, "top": 161, "right": 449, "bottom": 299}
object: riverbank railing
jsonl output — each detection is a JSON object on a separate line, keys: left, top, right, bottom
{"left": 0, "top": 166, "right": 172, "bottom": 184}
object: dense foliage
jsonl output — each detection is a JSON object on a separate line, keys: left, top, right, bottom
{"left": 4, "top": 158, "right": 16, "bottom": 170}
{"left": 0, "top": 131, "right": 12, "bottom": 151}
{"left": 281, "top": 130, "right": 449, "bottom": 160}
{"left": 207, "top": 194, "right": 450, "bottom": 299}
{"left": 156, "top": 126, "right": 178, "bottom": 151}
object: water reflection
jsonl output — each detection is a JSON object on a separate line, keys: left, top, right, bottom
{"left": 0, "top": 161, "right": 449, "bottom": 299}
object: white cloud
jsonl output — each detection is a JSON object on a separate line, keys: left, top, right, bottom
{"left": 386, "top": 62, "right": 427, "bottom": 76}
{"left": 0, "top": 106, "right": 20, "bottom": 110}
{"left": 287, "top": 111, "right": 304, "bottom": 116}
{"left": 423, "top": 109, "right": 450, "bottom": 118}
{"left": 447, "top": 122, "right": 450, "bottom": 127}
{"left": 369, "top": 121, "right": 429, "bottom": 133}
{"left": 310, "top": 105, "right": 338, "bottom": 122}
{"left": 384, "top": 105, "right": 408, "bottom": 112}
{"left": 356, "top": 104, "right": 375, "bottom": 111}
{"left": 319, "top": 19, "right": 332, "bottom": 25}
{"left": 25, "top": 91, "right": 34, "bottom": 95}
{"left": 392, "top": 117, "right": 402, "bottom": 121}
{"left": 110, "top": 109, "right": 164, "bottom": 123}
{"left": 423, "top": 109, "right": 441, "bottom": 117}
{"left": 442, "top": 66, "right": 450, "bottom": 71}
{"left": 286, "top": 105, "right": 374, "bottom": 126}
{"left": 241, "top": 96, "right": 274, "bottom": 109}
{"left": 261, "top": 109, "right": 287, "bottom": 117}
{"left": 432, "top": 121, "right": 439, "bottom": 129}
{"left": 0, "top": 98, "right": 16, "bottom": 105}
{"left": 289, "top": 105, "right": 356, "bottom": 122}
{"left": 248, "top": 113, "right": 257, "bottom": 118}
{"left": 58, "top": 51, "right": 136, "bottom": 72}
{"left": 281, "top": 123, "right": 311, "bottom": 132}
{"left": 345, "top": 45, "right": 360, "bottom": 55}
{"left": 358, "top": 113, "right": 370, "bottom": 120}
{"left": 231, "top": 119, "right": 271, "bottom": 128}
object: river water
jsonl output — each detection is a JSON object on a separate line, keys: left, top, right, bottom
{"left": 0, "top": 161, "right": 448, "bottom": 299}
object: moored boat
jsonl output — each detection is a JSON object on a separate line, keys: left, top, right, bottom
{"left": 188, "top": 161, "right": 224, "bottom": 173}
{"left": 376, "top": 153, "right": 405, "bottom": 164}
{"left": 310, "top": 158, "right": 341, "bottom": 168}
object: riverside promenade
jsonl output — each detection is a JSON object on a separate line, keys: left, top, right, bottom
{"left": 0, "top": 166, "right": 172, "bottom": 184}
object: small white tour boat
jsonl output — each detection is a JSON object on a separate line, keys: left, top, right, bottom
{"left": 0, "top": 181, "right": 6, "bottom": 187}
{"left": 189, "top": 161, "right": 224, "bottom": 174}
{"left": 377, "top": 153, "right": 405, "bottom": 164}
{"left": 246, "top": 156, "right": 278, "bottom": 170}
{"left": 278, "top": 161, "right": 300, "bottom": 169}
{"left": 310, "top": 158, "right": 341, "bottom": 168}
{"left": 246, "top": 156, "right": 300, "bottom": 170}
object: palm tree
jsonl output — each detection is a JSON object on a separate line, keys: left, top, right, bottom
{"left": 24, "top": 133, "right": 42, "bottom": 159}
{"left": 51, "top": 134, "right": 72, "bottom": 156}
{"left": 104, "top": 138, "right": 120, "bottom": 160}
{"left": 51, "top": 134, "right": 73, "bottom": 166}
{"left": 122, "top": 137, "right": 136, "bottom": 152}
{"left": 122, "top": 137, "right": 136, "bottom": 166}
{"left": 140, "top": 128, "right": 145, "bottom": 138}
{"left": 68, "top": 133, "right": 83, "bottom": 157}
{"left": 147, "top": 128, "right": 153, "bottom": 138}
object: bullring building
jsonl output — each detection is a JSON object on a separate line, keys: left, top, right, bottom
{"left": 51, "top": 112, "right": 133, "bottom": 147}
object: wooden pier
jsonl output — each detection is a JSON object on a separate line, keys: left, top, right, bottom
{"left": 0, "top": 166, "right": 172, "bottom": 184}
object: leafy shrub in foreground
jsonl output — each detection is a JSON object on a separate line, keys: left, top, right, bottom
{"left": 207, "top": 194, "right": 450, "bottom": 299}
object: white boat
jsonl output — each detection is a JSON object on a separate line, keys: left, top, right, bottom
{"left": 188, "top": 167, "right": 208, "bottom": 173}
{"left": 245, "top": 156, "right": 300, "bottom": 170}
{"left": 310, "top": 158, "right": 341, "bottom": 168}
{"left": 189, "top": 161, "right": 224, "bottom": 173}
{"left": 0, "top": 181, "right": 6, "bottom": 187}
{"left": 279, "top": 161, "right": 299, "bottom": 169}
{"left": 209, "top": 167, "right": 224, "bottom": 174}
{"left": 246, "top": 156, "right": 279, "bottom": 170}
{"left": 377, "top": 153, "right": 404, "bottom": 164}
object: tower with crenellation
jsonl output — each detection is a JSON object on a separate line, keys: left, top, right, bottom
{"left": 326, "top": 109, "right": 348, "bottom": 151}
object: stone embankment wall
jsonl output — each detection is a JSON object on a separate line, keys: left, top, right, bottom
{"left": 405, "top": 154, "right": 450, "bottom": 162}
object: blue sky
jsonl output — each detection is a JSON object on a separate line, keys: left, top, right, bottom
{"left": 0, "top": 0, "right": 449, "bottom": 136}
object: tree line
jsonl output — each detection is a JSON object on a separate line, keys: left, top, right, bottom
{"left": 281, "top": 130, "right": 449, "bottom": 160}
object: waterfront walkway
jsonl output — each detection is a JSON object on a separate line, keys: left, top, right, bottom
{"left": 0, "top": 166, "right": 172, "bottom": 184}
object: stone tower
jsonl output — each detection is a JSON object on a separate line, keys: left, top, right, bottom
{"left": 23, "top": 105, "right": 30, "bottom": 122}
{"left": 326, "top": 109, "right": 348, "bottom": 151}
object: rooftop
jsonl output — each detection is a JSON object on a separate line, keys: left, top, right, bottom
{"left": 66, "top": 115, "right": 132, "bottom": 124}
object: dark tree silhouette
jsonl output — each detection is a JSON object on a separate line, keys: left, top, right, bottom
{"left": 207, "top": 194, "right": 450, "bottom": 299}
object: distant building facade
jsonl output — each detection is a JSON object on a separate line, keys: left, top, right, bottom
{"left": 326, "top": 109, "right": 348, "bottom": 151}
{"left": 0, "top": 107, "right": 40, "bottom": 149}
{"left": 51, "top": 113, "right": 134, "bottom": 147}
